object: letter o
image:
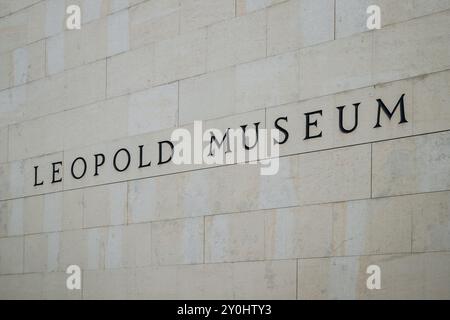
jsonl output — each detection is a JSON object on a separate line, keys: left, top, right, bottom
{"left": 113, "top": 148, "right": 131, "bottom": 172}
{"left": 71, "top": 157, "right": 87, "bottom": 179}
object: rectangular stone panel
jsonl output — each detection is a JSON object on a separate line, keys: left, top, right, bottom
{"left": 151, "top": 217, "right": 204, "bottom": 265}
{"left": 0, "top": 273, "right": 43, "bottom": 299}
{"left": 207, "top": 10, "right": 266, "bottom": 71}
{"left": 236, "top": 51, "right": 300, "bottom": 111}
{"left": 373, "top": 11, "right": 450, "bottom": 84}
{"left": 372, "top": 131, "right": 450, "bottom": 197}
{"left": 128, "top": 144, "right": 370, "bottom": 222}
{"left": 413, "top": 70, "right": 450, "bottom": 135}
{"left": 26, "top": 60, "right": 106, "bottom": 120}
{"left": 411, "top": 191, "right": 450, "bottom": 252}
{"left": 0, "top": 127, "right": 7, "bottom": 163}
{"left": 205, "top": 211, "right": 265, "bottom": 263}
{"left": 0, "top": 236, "right": 23, "bottom": 274}
{"left": 83, "top": 183, "right": 127, "bottom": 228}
{"left": 298, "top": 252, "right": 450, "bottom": 299}
{"left": 267, "top": 0, "right": 334, "bottom": 55}
{"left": 232, "top": 260, "right": 297, "bottom": 299}
{"left": 24, "top": 232, "right": 59, "bottom": 273}
{"left": 236, "top": 0, "right": 287, "bottom": 16}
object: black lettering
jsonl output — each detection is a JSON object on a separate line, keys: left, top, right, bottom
{"left": 337, "top": 103, "right": 360, "bottom": 133}
{"left": 304, "top": 110, "right": 323, "bottom": 140}
{"left": 113, "top": 148, "right": 131, "bottom": 172}
{"left": 71, "top": 157, "right": 87, "bottom": 180}
{"left": 158, "top": 141, "right": 174, "bottom": 165}
{"left": 33, "top": 166, "right": 44, "bottom": 186}
{"left": 209, "top": 128, "right": 231, "bottom": 156}
{"left": 273, "top": 116, "right": 289, "bottom": 144}
{"left": 94, "top": 153, "right": 105, "bottom": 176}
{"left": 241, "top": 122, "right": 260, "bottom": 150}
{"left": 138, "top": 145, "right": 151, "bottom": 168}
{"left": 374, "top": 93, "right": 408, "bottom": 128}
{"left": 51, "top": 161, "right": 63, "bottom": 184}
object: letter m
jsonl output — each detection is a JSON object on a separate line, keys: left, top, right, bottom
{"left": 374, "top": 93, "right": 408, "bottom": 128}
{"left": 209, "top": 129, "right": 231, "bottom": 156}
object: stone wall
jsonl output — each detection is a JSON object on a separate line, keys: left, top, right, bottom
{"left": 0, "top": 0, "right": 449, "bottom": 299}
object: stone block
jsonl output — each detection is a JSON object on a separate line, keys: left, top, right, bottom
{"left": 207, "top": 10, "right": 266, "bottom": 71}
{"left": 268, "top": 0, "right": 334, "bottom": 55}
{"left": 151, "top": 217, "right": 204, "bottom": 265}
{"left": 372, "top": 131, "right": 450, "bottom": 197}
{"left": 179, "top": 0, "right": 235, "bottom": 33}
{"left": 205, "top": 212, "right": 265, "bottom": 263}
{"left": 0, "top": 236, "right": 23, "bottom": 274}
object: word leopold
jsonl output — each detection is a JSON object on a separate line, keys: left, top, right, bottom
{"left": 33, "top": 93, "right": 408, "bottom": 185}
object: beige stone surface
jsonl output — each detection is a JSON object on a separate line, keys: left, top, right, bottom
{"left": 267, "top": 78, "right": 414, "bottom": 156}
{"left": 154, "top": 28, "right": 207, "bottom": 85}
{"left": 0, "top": 127, "right": 8, "bottom": 163}
{"left": 42, "top": 271, "right": 82, "bottom": 299}
{"left": 0, "top": 40, "right": 45, "bottom": 89}
{"left": 336, "top": 0, "right": 450, "bottom": 39}
{"left": 24, "top": 232, "right": 59, "bottom": 273}
{"left": 108, "top": 28, "right": 207, "bottom": 97}
{"left": 0, "top": 160, "right": 25, "bottom": 201}
{"left": 0, "top": 273, "right": 43, "bottom": 299}
{"left": 268, "top": 0, "right": 334, "bottom": 55}
{"left": 134, "top": 265, "right": 178, "bottom": 299}
{"left": 412, "top": 191, "right": 450, "bottom": 252}
{"left": 151, "top": 217, "right": 204, "bottom": 265}
{"left": 331, "top": 197, "right": 412, "bottom": 256}
{"left": 0, "top": 236, "right": 23, "bottom": 274}
{"left": 26, "top": 60, "right": 106, "bottom": 120}
{"left": 83, "top": 183, "right": 127, "bottom": 228}
{"left": 0, "top": 9, "right": 29, "bottom": 53}
{"left": 233, "top": 260, "right": 297, "bottom": 299}
{"left": 0, "top": 52, "right": 12, "bottom": 91}
{"left": 298, "top": 252, "right": 450, "bottom": 299}
{"left": 372, "top": 131, "right": 450, "bottom": 197}
{"left": 129, "top": 0, "right": 180, "bottom": 49}
{"left": 299, "top": 32, "right": 373, "bottom": 101}
{"left": 207, "top": 10, "right": 266, "bottom": 71}
{"left": 236, "top": 51, "right": 300, "bottom": 111}
{"left": 106, "top": 44, "right": 155, "bottom": 98}
{"left": 58, "top": 228, "right": 106, "bottom": 272}
{"left": 179, "top": 67, "right": 237, "bottom": 124}
{"left": 20, "top": 191, "right": 81, "bottom": 234}
{"left": 123, "top": 223, "right": 152, "bottom": 268}
{"left": 413, "top": 70, "right": 450, "bottom": 134}
{"left": 205, "top": 211, "right": 265, "bottom": 263}
{"left": 373, "top": 11, "right": 450, "bottom": 84}
{"left": 236, "top": 0, "right": 287, "bottom": 16}
{"left": 8, "top": 112, "right": 65, "bottom": 161}
{"left": 0, "top": 0, "right": 449, "bottom": 300}
{"left": 127, "top": 144, "right": 370, "bottom": 222}
{"left": 0, "top": 199, "right": 24, "bottom": 237}
{"left": 0, "top": 0, "right": 41, "bottom": 18}
{"left": 179, "top": 0, "right": 235, "bottom": 33}
{"left": 83, "top": 268, "right": 135, "bottom": 299}
{"left": 175, "top": 263, "right": 234, "bottom": 299}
